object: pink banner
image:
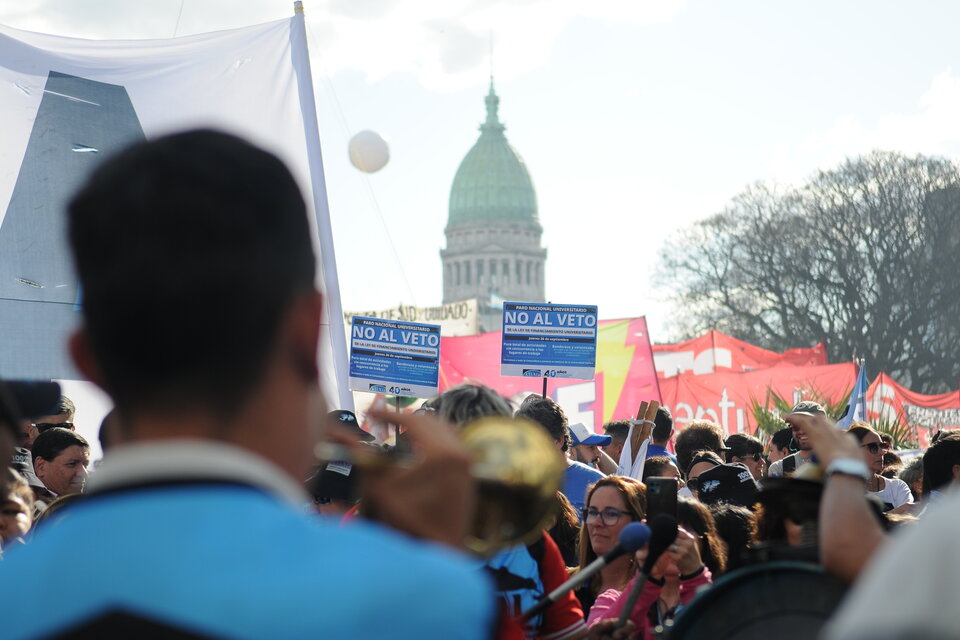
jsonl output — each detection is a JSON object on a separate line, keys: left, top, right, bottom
{"left": 440, "top": 317, "right": 660, "bottom": 432}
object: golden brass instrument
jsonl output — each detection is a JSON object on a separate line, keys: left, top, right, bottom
{"left": 313, "top": 415, "right": 564, "bottom": 557}
{"left": 462, "top": 416, "right": 565, "bottom": 556}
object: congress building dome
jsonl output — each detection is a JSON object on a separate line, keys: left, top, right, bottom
{"left": 441, "top": 80, "right": 547, "bottom": 333}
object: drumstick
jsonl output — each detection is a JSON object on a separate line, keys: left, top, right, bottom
{"left": 630, "top": 401, "right": 661, "bottom": 464}
{"left": 630, "top": 402, "right": 648, "bottom": 464}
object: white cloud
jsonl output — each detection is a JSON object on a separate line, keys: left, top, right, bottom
{"left": 767, "top": 68, "right": 960, "bottom": 183}
{"left": 0, "top": 0, "right": 686, "bottom": 91}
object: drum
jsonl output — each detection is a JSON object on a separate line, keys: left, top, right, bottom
{"left": 667, "top": 561, "right": 847, "bottom": 640}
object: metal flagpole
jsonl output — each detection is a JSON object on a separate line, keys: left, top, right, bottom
{"left": 291, "top": 1, "right": 354, "bottom": 410}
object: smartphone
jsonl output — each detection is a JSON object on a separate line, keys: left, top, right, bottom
{"left": 645, "top": 476, "right": 679, "bottom": 521}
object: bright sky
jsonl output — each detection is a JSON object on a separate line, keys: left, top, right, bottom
{"left": 5, "top": 0, "right": 960, "bottom": 451}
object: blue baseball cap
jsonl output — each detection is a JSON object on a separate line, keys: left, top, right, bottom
{"left": 569, "top": 422, "right": 612, "bottom": 447}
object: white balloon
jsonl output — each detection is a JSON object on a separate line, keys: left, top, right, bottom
{"left": 348, "top": 130, "right": 390, "bottom": 173}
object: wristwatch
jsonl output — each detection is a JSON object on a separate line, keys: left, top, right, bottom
{"left": 824, "top": 458, "right": 870, "bottom": 482}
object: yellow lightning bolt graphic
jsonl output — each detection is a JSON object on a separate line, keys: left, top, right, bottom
{"left": 596, "top": 319, "right": 636, "bottom": 423}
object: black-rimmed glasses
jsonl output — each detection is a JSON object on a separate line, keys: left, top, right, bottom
{"left": 582, "top": 506, "right": 633, "bottom": 526}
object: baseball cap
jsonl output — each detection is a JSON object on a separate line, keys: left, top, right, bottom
{"left": 789, "top": 401, "right": 826, "bottom": 416}
{"left": 696, "top": 462, "right": 760, "bottom": 508}
{"left": 307, "top": 460, "right": 357, "bottom": 504}
{"left": 328, "top": 410, "right": 376, "bottom": 442}
{"left": 568, "top": 422, "right": 612, "bottom": 447}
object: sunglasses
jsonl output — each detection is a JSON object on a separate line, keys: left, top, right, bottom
{"left": 735, "top": 452, "right": 763, "bottom": 463}
{"left": 861, "top": 442, "right": 890, "bottom": 454}
{"left": 31, "top": 422, "right": 74, "bottom": 432}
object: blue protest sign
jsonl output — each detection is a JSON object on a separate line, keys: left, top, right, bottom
{"left": 500, "top": 302, "right": 598, "bottom": 379}
{"left": 349, "top": 316, "right": 441, "bottom": 398}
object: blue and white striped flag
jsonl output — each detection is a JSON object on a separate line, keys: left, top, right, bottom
{"left": 837, "top": 364, "right": 868, "bottom": 430}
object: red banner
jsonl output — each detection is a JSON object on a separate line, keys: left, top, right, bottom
{"left": 428, "top": 319, "right": 960, "bottom": 442}
{"left": 867, "top": 372, "right": 960, "bottom": 446}
{"left": 653, "top": 330, "right": 827, "bottom": 378}
{"left": 658, "top": 363, "right": 856, "bottom": 435}
{"left": 439, "top": 317, "right": 660, "bottom": 432}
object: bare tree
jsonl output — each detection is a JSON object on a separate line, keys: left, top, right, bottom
{"left": 659, "top": 151, "right": 960, "bottom": 393}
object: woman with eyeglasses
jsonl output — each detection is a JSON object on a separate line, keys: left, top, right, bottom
{"left": 578, "top": 477, "right": 712, "bottom": 639}
{"left": 574, "top": 476, "right": 647, "bottom": 614}
{"left": 848, "top": 425, "right": 913, "bottom": 511}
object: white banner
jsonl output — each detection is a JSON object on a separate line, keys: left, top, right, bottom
{"left": 0, "top": 12, "right": 351, "bottom": 407}
{"left": 345, "top": 298, "right": 479, "bottom": 337}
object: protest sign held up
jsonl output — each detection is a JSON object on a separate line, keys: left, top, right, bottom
{"left": 349, "top": 316, "right": 441, "bottom": 398}
{"left": 500, "top": 302, "right": 599, "bottom": 380}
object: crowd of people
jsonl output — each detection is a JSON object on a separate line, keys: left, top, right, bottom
{"left": 0, "top": 129, "right": 958, "bottom": 639}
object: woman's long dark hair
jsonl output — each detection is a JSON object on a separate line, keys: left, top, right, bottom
{"left": 677, "top": 497, "right": 727, "bottom": 575}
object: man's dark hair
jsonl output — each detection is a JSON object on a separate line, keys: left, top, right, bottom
{"left": 42, "top": 395, "right": 76, "bottom": 422}
{"left": 652, "top": 406, "right": 673, "bottom": 443}
{"left": 68, "top": 130, "right": 316, "bottom": 417}
{"left": 516, "top": 395, "right": 570, "bottom": 452}
{"left": 32, "top": 427, "right": 89, "bottom": 465}
{"left": 770, "top": 427, "right": 794, "bottom": 452}
{"left": 675, "top": 420, "right": 726, "bottom": 476}
{"left": 724, "top": 433, "right": 763, "bottom": 462}
{"left": 603, "top": 420, "right": 631, "bottom": 444}
{"left": 922, "top": 432, "right": 960, "bottom": 494}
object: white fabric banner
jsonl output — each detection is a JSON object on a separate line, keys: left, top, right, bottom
{"left": 617, "top": 423, "right": 649, "bottom": 480}
{"left": 0, "top": 13, "right": 351, "bottom": 408}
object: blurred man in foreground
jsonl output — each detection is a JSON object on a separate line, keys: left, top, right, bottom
{"left": 0, "top": 131, "right": 492, "bottom": 639}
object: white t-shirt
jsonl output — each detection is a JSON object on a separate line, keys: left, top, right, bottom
{"left": 767, "top": 452, "right": 812, "bottom": 478}
{"left": 869, "top": 476, "right": 913, "bottom": 509}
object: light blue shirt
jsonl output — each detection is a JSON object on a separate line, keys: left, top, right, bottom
{"left": 564, "top": 459, "right": 605, "bottom": 517}
{"left": 0, "top": 441, "right": 494, "bottom": 639}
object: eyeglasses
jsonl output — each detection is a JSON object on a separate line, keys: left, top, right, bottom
{"left": 582, "top": 506, "right": 633, "bottom": 526}
{"left": 861, "top": 442, "right": 890, "bottom": 454}
{"left": 735, "top": 452, "right": 763, "bottom": 463}
{"left": 31, "top": 422, "right": 73, "bottom": 432}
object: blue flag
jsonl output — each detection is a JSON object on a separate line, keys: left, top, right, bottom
{"left": 837, "top": 365, "right": 868, "bottom": 430}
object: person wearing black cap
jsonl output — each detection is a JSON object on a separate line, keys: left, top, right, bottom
{"left": 328, "top": 409, "right": 376, "bottom": 442}
{"left": 307, "top": 411, "right": 375, "bottom": 516}
{"left": 767, "top": 401, "right": 824, "bottom": 477}
{"left": 695, "top": 462, "right": 760, "bottom": 509}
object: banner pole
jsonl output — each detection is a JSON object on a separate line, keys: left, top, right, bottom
{"left": 291, "top": 1, "right": 354, "bottom": 410}
{"left": 542, "top": 377, "right": 547, "bottom": 399}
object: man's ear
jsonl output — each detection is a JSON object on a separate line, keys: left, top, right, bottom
{"left": 33, "top": 456, "right": 47, "bottom": 479}
{"left": 952, "top": 463, "right": 960, "bottom": 481}
{"left": 68, "top": 329, "right": 105, "bottom": 389}
{"left": 287, "top": 290, "right": 322, "bottom": 382}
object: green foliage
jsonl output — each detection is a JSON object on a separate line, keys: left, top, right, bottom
{"left": 871, "top": 417, "right": 920, "bottom": 450}
{"left": 748, "top": 386, "right": 847, "bottom": 442}
{"left": 747, "top": 385, "right": 919, "bottom": 449}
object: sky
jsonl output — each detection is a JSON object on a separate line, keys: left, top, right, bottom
{"left": 4, "top": 0, "right": 960, "bottom": 451}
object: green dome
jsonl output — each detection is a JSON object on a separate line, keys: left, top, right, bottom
{"left": 447, "top": 82, "right": 540, "bottom": 230}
